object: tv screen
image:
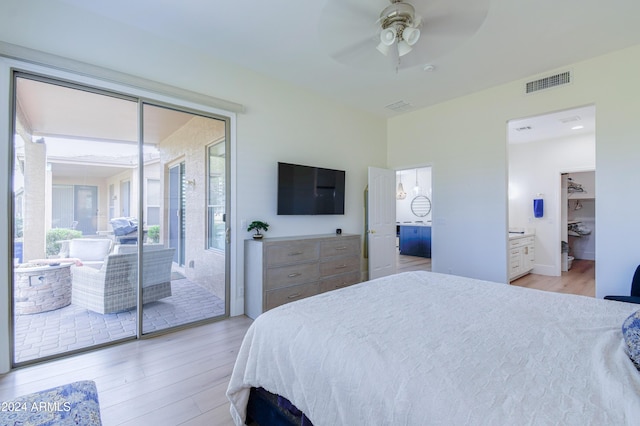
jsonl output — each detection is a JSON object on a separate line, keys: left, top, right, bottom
{"left": 277, "top": 162, "right": 345, "bottom": 215}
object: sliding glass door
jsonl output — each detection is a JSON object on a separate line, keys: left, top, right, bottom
{"left": 10, "top": 72, "right": 230, "bottom": 366}
{"left": 140, "top": 103, "right": 229, "bottom": 333}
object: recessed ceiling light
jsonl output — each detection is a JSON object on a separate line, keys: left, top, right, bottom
{"left": 423, "top": 65, "right": 435, "bottom": 72}
{"left": 571, "top": 125, "right": 584, "bottom": 130}
{"left": 559, "top": 115, "right": 581, "bottom": 124}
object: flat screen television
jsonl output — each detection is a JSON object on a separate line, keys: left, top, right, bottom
{"left": 277, "top": 162, "right": 345, "bottom": 215}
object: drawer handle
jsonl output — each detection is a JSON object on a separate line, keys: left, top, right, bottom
{"left": 287, "top": 293, "right": 301, "bottom": 299}
{"left": 288, "top": 272, "right": 302, "bottom": 278}
{"left": 334, "top": 246, "right": 347, "bottom": 250}
{"left": 288, "top": 252, "right": 303, "bottom": 256}
{"left": 335, "top": 264, "right": 348, "bottom": 269}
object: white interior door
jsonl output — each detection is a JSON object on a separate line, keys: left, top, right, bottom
{"left": 367, "top": 166, "right": 397, "bottom": 280}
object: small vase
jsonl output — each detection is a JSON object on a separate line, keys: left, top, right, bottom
{"left": 253, "top": 234, "right": 263, "bottom": 239}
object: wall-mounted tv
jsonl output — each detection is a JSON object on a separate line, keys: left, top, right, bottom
{"left": 277, "top": 162, "right": 345, "bottom": 215}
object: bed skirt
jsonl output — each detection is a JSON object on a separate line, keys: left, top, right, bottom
{"left": 247, "top": 387, "right": 312, "bottom": 426}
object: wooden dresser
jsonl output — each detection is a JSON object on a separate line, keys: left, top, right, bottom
{"left": 244, "top": 233, "right": 361, "bottom": 319}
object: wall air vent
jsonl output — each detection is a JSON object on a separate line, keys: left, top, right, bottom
{"left": 385, "top": 100, "right": 413, "bottom": 112}
{"left": 525, "top": 71, "right": 571, "bottom": 94}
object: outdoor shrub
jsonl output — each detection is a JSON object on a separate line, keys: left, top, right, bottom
{"left": 46, "top": 228, "right": 82, "bottom": 257}
{"left": 147, "top": 225, "right": 160, "bottom": 243}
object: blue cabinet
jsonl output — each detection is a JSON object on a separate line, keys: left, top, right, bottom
{"left": 399, "top": 225, "right": 431, "bottom": 258}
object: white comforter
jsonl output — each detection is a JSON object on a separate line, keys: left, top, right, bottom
{"left": 227, "top": 271, "right": 640, "bottom": 425}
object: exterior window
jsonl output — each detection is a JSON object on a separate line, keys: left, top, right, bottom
{"left": 207, "top": 142, "right": 225, "bottom": 250}
{"left": 146, "top": 179, "right": 160, "bottom": 226}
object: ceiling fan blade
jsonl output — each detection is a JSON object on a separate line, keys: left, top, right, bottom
{"left": 415, "top": 0, "right": 490, "bottom": 37}
{"left": 337, "top": 0, "right": 388, "bottom": 19}
{"left": 331, "top": 37, "right": 378, "bottom": 63}
{"left": 317, "top": 0, "right": 490, "bottom": 71}
{"left": 318, "top": 0, "right": 387, "bottom": 68}
{"left": 395, "top": 0, "right": 490, "bottom": 69}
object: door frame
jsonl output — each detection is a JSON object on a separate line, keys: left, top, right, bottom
{"left": 168, "top": 161, "right": 185, "bottom": 266}
{"left": 3, "top": 62, "right": 237, "bottom": 370}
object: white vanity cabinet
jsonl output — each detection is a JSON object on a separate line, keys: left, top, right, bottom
{"left": 509, "top": 234, "right": 535, "bottom": 281}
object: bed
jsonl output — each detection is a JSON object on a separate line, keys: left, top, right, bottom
{"left": 227, "top": 271, "right": 640, "bottom": 425}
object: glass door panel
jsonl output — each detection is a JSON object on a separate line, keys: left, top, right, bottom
{"left": 11, "top": 74, "right": 139, "bottom": 365}
{"left": 140, "top": 103, "right": 229, "bottom": 334}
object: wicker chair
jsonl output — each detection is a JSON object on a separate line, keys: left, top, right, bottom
{"left": 71, "top": 248, "right": 175, "bottom": 314}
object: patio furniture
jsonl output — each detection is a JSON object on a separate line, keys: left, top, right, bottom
{"left": 110, "top": 217, "right": 143, "bottom": 245}
{"left": 71, "top": 247, "right": 175, "bottom": 314}
{"left": 112, "top": 243, "right": 165, "bottom": 254}
{"left": 14, "top": 263, "right": 73, "bottom": 315}
{"left": 58, "top": 238, "right": 113, "bottom": 269}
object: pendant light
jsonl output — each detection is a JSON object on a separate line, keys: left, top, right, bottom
{"left": 413, "top": 169, "right": 420, "bottom": 195}
{"left": 396, "top": 171, "right": 407, "bottom": 200}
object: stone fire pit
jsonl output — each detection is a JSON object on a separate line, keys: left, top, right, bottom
{"left": 14, "top": 263, "right": 73, "bottom": 315}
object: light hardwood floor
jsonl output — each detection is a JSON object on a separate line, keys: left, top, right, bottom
{"left": 0, "top": 315, "right": 253, "bottom": 426}
{"left": 396, "top": 253, "right": 431, "bottom": 273}
{"left": 510, "top": 259, "right": 595, "bottom": 297}
{"left": 396, "top": 250, "right": 595, "bottom": 298}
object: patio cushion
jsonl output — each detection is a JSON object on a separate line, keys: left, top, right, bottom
{"left": 68, "top": 238, "right": 112, "bottom": 261}
{"left": 113, "top": 243, "right": 165, "bottom": 254}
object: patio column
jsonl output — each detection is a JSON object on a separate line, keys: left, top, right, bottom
{"left": 22, "top": 137, "right": 47, "bottom": 261}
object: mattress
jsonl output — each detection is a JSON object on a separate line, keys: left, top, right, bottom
{"left": 227, "top": 271, "right": 640, "bottom": 425}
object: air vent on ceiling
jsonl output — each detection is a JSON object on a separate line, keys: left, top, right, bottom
{"left": 385, "top": 100, "right": 413, "bottom": 112}
{"left": 525, "top": 71, "right": 571, "bottom": 94}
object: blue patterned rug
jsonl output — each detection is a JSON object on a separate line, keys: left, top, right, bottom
{"left": 0, "top": 380, "right": 101, "bottom": 426}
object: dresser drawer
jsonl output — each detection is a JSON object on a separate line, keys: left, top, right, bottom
{"left": 320, "top": 237, "right": 359, "bottom": 258}
{"left": 319, "top": 271, "right": 361, "bottom": 293}
{"left": 265, "top": 282, "right": 319, "bottom": 310}
{"left": 265, "top": 262, "right": 319, "bottom": 291}
{"left": 265, "top": 241, "right": 319, "bottom": 266}
{"left": 320, "top": 255, "right": 360, "bottom": 277}
{"left": 510, "top": 236, "right": 534, "bottom": 248}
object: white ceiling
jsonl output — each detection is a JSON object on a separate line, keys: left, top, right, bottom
{"left": 49, "top": 0, "right": 640, "bottom": 119}
{"left": 508, "top": 105, "right": 596, "bottom": 144}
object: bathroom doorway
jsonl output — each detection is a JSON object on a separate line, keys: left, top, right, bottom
{"left": 507, "top": 105, "right": 595, "bottom": 295}
{"left": 395, "top": 167, "right": 432, "bottom": 273}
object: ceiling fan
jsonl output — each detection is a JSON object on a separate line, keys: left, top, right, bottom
{"left": 319, "top": 0, "right": 490, "bottom": 71}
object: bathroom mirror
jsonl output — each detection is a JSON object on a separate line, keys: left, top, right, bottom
{"left": 411, "top": 195, "right": 432, "bottom": 217}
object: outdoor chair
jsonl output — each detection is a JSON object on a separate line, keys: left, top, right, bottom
{"left": 71, "top": 247, "right": 175, "bottom": 314}
{"left": 58, "top": 238, "right": 112, "bottom": 269}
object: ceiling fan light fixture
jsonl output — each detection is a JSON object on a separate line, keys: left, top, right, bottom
{"left": 402, "top": 27, "right": 420, "bottom": 46}
{"left": 397, "top": 40, "right": 413, "bottom": 57}
{"left": 380, "top": 27, "right": 397, "bottom": 46}
{"left": 376, "top": 42, "right": 391, "bottom": 56}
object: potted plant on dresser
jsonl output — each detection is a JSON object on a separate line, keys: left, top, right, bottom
{"left": 247, "top": 221, "right": 269, "bottom": 239}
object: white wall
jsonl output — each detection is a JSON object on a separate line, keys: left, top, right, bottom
{"left": 0, "top": 1, "right": 387, "bottom": 372}
{"left": 388, "top": 44, "right": 640, "bottom": 297}
{"left": 509, "top": 134, "right": 595, "bottom": 276}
